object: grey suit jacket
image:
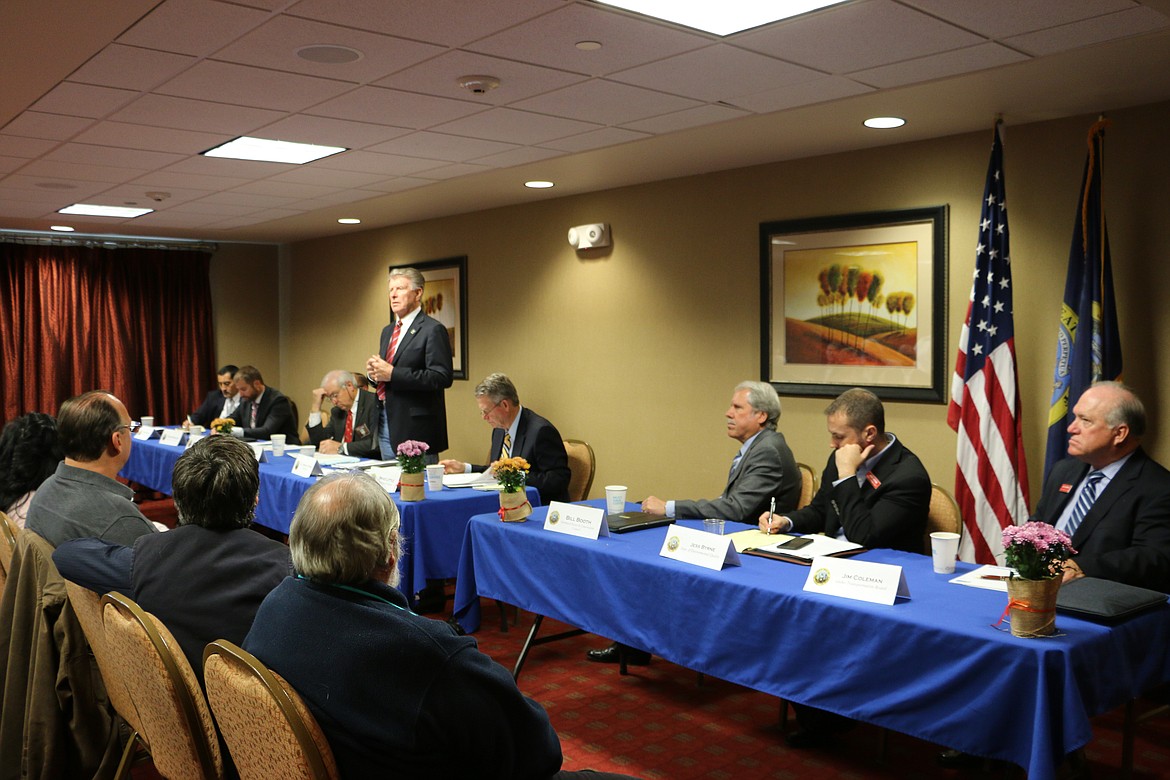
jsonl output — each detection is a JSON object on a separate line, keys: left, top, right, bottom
{"left": 674, "top": 428, "right": 801, "bottom": 523}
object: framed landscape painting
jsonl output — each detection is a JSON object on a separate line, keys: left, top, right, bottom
{"left": 759, "top": 206, "right": 948, "bottom": 402}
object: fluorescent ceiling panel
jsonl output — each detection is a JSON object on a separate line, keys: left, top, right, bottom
{"left": 202, "top": 136, "right": 347, "bottom": 164}
{"left": 58, "top": 203, "right": 154, "bottom": 218}
{"left": 594, "top": 0, "right": 850, "bottom": 36}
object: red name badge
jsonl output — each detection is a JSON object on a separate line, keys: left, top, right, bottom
{"left": 866, "top": 472, "right": 882, "bottom": 489}
{"left": 1059, "top": 483, "right": 1074, "bottom": 494}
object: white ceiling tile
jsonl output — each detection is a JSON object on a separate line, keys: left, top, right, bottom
{"left": 194, "top": 191, "right": 300, "bottom": 208}
{"left": 610, "top": 45, "right": 823, "bottom": 103}
{"left": 900, "top": 0, "right": 1139, "bottom": 40}
{"left": 287, "top": 0, "right": 563, "bottom": 48}
{"left": 308, "top": 87, "right": 486, "bottom": 128}
{"left": 85, "top": 183, "right": 210, "bottom": 208}
{"left": 0, "top": 157, "right": 25, "bottom": 174}
{"left": 367, "top": 132, "right": 517, "bottom": 162}
{"left": 621, "top": 104, "right": 748, "bottom": 134}
{"left": 161, "top": 155, "right": 289, "bottom": 178}
{"left": 313, "top": 150, "right": 451, "bottom": 176}
{"left": 17, "top": 159, "right": 146, "bottom": 184}
{"left": 165, "top": 199, "right": 262, "bottom": 216}
{"left": 540, "top": 127, "right": 648, "bottom": 153}
{"left": 69, "top": 44, "right": 197, "bottom": 91}
{"left": 130, "top": 170, "right": 252, "bottom": 191}
{"left": 207, "top": 207, "right": 305, "bottom": 228}
{"left": 736, "top": 0, "right": 984, "bottom": 74}
{"left": 513, "top": 79, "right": 701, "bottom": 125}
{"left": 0, "top": 136, "right": 60, "bottom": 159}
{"left": 1004, "top": 7, "right": 1170, "bottom": 56}
{"left": 73, "top": 122, "right": 229, "bottom": 154}
{"left": 157, "top": 60, "right": 354, "bottom": 112}
{"left": 731, "top": 76, "right": 873, "bottom": 114}
{"left": 0, "top": 199, "right": 62, "bottom": 218}
{"left": 251, "top": 115, "right": 412, "bottom": 149}
{"left": 2, "top": 113, "right": 94, "bottom": 141}
{"left": 44, "top": 143, "right": 185, "bottom": 170}
{"left": 0, "top": 175, "right": 107, "bottom": 199}
{"left": 110, "top": 94, "right": 285, "bottom": 134}
{"left": 284, "top": 189, "right": 385, "bottom": 208}
{"left": 32, "top": 83, "right": 140, "bottom": 119}
{"left": 230, "top": 179, "right": 340, "bottom": 198}
{"left": 468, "top": 3, "right": 711, "bottom": 76}
{"left": 129, "top": 210, "right": 224, "bottom": 227}
{"left": 117, "top": 0, "right": 271, "bottom": 56}
{"left": 414, "top": 162, "right": 493, "bottom": 181}
{"left": 470, "top": 146, "right": 566, "bottom": 167}
{"left": 851, "top": 43, "right": 1029, "bottom": 89}
{"left": 361, "top": 176, "right": 431, "bottom": 194}
{"left": 213, "top": 15, "right": 444, "bottom": 82}
{"left": 267, "top": 167, "right": 393, "bottom": 188}
{"left": 375, "top": 50, "right": 588, "bottom": 105}
{"left": 432, "top": 108, "right": 601, "bottom": 144}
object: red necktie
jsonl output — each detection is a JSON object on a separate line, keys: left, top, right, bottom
{"left": 378, "top": 321, "right": 402, "bottom": 402}
{"left": 343, "top": 410, "right": 354, "bottom": 443}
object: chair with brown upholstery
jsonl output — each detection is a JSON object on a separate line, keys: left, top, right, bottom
{"left": 563, "top": 439, "right": 596, "bottom": 502}
{"left": 924, "top": 483, "right": 962, "bottom": 554}
{"left": 0, "top": 510, "right": 17, "bottom": 590}
{"left": 204, "top": 639, "right": 339, "bottom": 780}
{"left": 796, "top": 463, "right": 817, "bottom": 510}
{"left": 101, "top": 591, "right": 223, "bottom": 780}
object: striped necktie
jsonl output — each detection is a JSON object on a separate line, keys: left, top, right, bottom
{"left": 378, "top": 321, "right": 402, "bottom": 402}
{"left": 502, "top": 432, "right": 512, "bottom": 458}
{"left": 1060, "top": 470, "right": 1104, "bottom": 538}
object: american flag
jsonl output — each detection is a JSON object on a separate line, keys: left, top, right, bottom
{"left": 947, "top": 123, "right": 1030, "bottom": 564}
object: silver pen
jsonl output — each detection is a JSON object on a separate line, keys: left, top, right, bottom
{"left": 768, "top": 496, "right": 776, "bottom": 534}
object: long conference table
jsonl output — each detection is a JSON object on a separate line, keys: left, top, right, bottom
{"left": 453, "top": 501, "right": 1170, "bottom": 780}
{"left": 121, "top": 433, "right": 540, "bottom": 606}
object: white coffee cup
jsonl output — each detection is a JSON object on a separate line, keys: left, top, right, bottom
{"left": 605, "top": 485, "right": 627, "bottom": 515}
{"left": 140, "top": 416, "right": 154, "bottom": 428}
{"left": 425, "top": 464, "right": 444, "bottom": 491}
{"left": 270, "top": 434, "right": 286, "bottom": 457}
{"left": 930, "top": 531, "right": 961, "bottom": 574}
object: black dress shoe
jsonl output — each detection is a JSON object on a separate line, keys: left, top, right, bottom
{"left": 937, "top": 749, "right": 982, "bottom": 769}
{"left": 585, "top": 642, "right": 651, "bottom": 665}
{"left": 785, "top": 728, "right": 831, "bottom": 749}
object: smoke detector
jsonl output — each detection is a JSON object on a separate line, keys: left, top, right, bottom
{"left": 456, "top": 75, "right": 501, "bottom": 95}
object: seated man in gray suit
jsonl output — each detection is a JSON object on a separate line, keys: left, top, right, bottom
{"left": 305, "top": 370, "right": 380, "bottom": 459}
{"left": 587, "top": 380, "right": 801, "bottom": 665}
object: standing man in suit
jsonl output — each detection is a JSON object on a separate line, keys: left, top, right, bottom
{"left": 183, "top": 364, "right": 239, "bottom": 428}
{"left": 439, "top": 373, "right": 571, "bottom": 504}
{"left": 366, "top": 267, "right": 454, "bottom": 463}
{"left": 230, "top": 365, "right": 301, "bottom": 444}
{"left": 1033, "top": 381, "right": 1170, "bottom": 591}
{"left": 305, "top": 370, "right": 380, "bottom": 459}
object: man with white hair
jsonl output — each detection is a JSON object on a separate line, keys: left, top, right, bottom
{"left": 305, "top": 369, "right": 380, "bottom": 458}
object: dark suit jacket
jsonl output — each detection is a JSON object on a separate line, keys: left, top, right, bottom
{"left": 1033, "top": 449, "right": 1170, "bottom": 592}
{"left": 231, "top": 386, "right": 301, "bottom": 444}
{"left": 305, "top": 390, "right": 381, "bottom": 459}
{"left": 674, "top": 428, "right": 801, "bottom": 523}
{"left": 188, "top": 389, "right": 233, "bottom": 426}
{"left": 786, "top": 436, "right": 931, "bottom": 553}
{"left": 378, "top": 312, "right": 454, "bottom": 453}
{"left": 471, "top": 407, "right": 571, "bottom": 505}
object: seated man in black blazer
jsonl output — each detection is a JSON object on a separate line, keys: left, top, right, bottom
{"left": 439, "top": 373, "right": 570, "bottom": 505}
{"left": 183, "top": 363, "right": 239, "bottom": 428}
{"left": 229, "top": 365, "right": 301, "bottom": 444}
{"left": 305, "top": 370, "right": 380, "bottom": 459}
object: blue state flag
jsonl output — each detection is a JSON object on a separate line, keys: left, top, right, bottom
{"left": 1044, "top": 120, "right": 1123, "bottom": 481}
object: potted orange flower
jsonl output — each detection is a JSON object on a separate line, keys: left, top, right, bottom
{"left": 492, "top": 456, "right": 531, "bottom": 521}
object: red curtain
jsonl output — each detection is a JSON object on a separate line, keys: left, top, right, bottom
{"left": 1, "top": 241, "right": 216, "bottom": 425}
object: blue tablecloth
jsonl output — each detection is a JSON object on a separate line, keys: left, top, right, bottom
{"left": 122, "top": 434, "right": 540, "bottom": 605}
{"left": 453, "top": 501, "right": 1170, "bottom": 780}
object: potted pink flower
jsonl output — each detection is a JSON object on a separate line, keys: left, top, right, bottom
{"left": 1000, "top": 521, "right": 1076, "bottom": 637}
{"left": 395, "top": 440, "right": 429, "bottom": 502}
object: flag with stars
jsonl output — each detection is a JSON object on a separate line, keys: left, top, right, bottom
{"left": 1043, "top": 119, "right": 1122, "bottom": 481}
{"left": 947, "top": 122, "right": 1030, "bottom": 564}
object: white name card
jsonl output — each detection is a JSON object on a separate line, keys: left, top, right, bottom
{"left": 134, "top": 426, "right": 157, "bottom": 441}
{"left": 185, "top": 431, "right": 205, "bottom": 450}
{"left": 291, "top": 454, "right": 324, "bottom": 477}
{"left": 543, "top": 501, "right": 609, "bottom": 539}
{"left": 803, "top": 556, "right": 909, "bottom": 605}
{"left": 158, "top": 429, "right": 185, "bottom": 447}
{"left": 659, "top": 524, "right": 741, "bottom": 571}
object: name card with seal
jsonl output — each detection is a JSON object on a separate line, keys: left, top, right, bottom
{"left": 134, "top": 426, "right": 157, "bottom": 441}
{"left": 543, "top": 501, "right": 609, "bottom": 539}
{"left": 291, "top": 454, "right": 324, "bottom": 478}
{"left": 803, "top": 555, "right": 909, "bottom": 605}
{"left": 158, "top": 428, "right": 185, "bottom": 447}
{"left": 658, "top": 524, "right": 741, "bottom": 571}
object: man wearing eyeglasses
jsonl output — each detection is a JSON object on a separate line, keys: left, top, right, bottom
{"left": 305, "top": 369, "right": 380, "bottom": 458}
{"left": 26, "top": 390, "right": 159, "bottom": 546}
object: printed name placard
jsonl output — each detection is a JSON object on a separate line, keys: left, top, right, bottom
{"left": 659, "top": 524, "right": 741, "bottom": 571}
{"left": 803, "top": 556, "right": 909, "bottom": 605}
{"left": 134, "top": 426, "right": 158, "bottom": 441}
{"left": 291, "top": 454, "right": 324, "bottom": 477}
{"left": 158, "top": 429, "right": 185, "bottom": 447}
{"left": 543, "top": 501, "right": 609, "bottom": 539}
{"left": 185, "top": 431, "right": 205, "bottom": 450}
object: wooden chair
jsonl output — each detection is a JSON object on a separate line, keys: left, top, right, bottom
{"left": 101, "top": 592, "right": 223, "bottom": 780}
{"left": 924, "top": 483, "right": 962, "bottom": 554}
{"left": 796, "top": 462, "right": 817, "bottom": 509}
{"left": 0, "top": 510, "right": 17, "bottom": 590}
{"left": 563, "top": 439, "right": 596, "bottom": 502}
{"left": 204, "top": 639, "right": 339, "bottom": 780}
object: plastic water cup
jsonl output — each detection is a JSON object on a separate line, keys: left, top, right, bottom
{"left": 425, "top": 464, "right": 444, "bottom": 491}
{"left": 270, "top": 434, "right": 286, "bottom": 457}
{"left": 930, "top": 532, "right": 961, "bottom": 573}
{"left": 605, "top": 485, "right": 627, "bottom": 515}
{"left": 703, "top": 518, "right": 725, "bottom": 535}
{"left": 140, "top": 416, "right": 154, "bottom": 428}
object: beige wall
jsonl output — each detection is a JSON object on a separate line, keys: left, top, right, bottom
{"left": 277, "top": 99, "right": 1170, "bottom": 505}
{"left": 208, "top": 242, "right": 282, "bottom": 388}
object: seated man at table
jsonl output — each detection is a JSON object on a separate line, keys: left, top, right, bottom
{"left": 26, "top": 390, "right": 159, "bottom": 546}
{"left": 183, "top": 363, "right": 239, "bottom": 428}
{"left": 439, "top": 372, "right": 571, "bottom": 504}
{"left": 243, "top": 472, "right": 640, "bottom": 780}
{"left": 305, "top": 369, "right": 380, "bottom": 458}
{"left": 587, "top": 380, "right": 800, "bottom": 666}
{"left": 759, "top": 386, "right": 931, "bottom": 748}
{"left": 52, "top": 435, "right": 292, "bottom": 679}
{"left": 230, "top": 364, "right": 301, "bottom": 444}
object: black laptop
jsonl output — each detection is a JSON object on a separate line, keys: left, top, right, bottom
{"left": 606, "top": 511, "right": 673, "bottom": 534}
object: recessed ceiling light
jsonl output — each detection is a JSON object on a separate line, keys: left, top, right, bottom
{"left": 338, "top": 218, "right": 361, "bottom": 225}
{"left": 49, "top": 225, "right": 75, "bottom": 232}
{"left": 296, "top": 44, "right": 363, "bottom": 64}
{"left": 58, "top": 203, "right": 154, "bottom": 218}
{"left": 576, "top": 40, "right": 602, "bottom": 50}
{"left": 524, "top": 181, "right": 555, "bottom": 189}
{"left": 864, "top": 116, "right": 906, "bottom": 129}
{"left": 594, "top": 0, "right": 848, "bottom": 36}
{"left": 202, "top": 136, "right": 347, "bottom": 165}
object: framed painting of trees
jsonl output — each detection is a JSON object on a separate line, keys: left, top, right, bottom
{"left": 759, "top": 206, "right": 948, "bottom": 402}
